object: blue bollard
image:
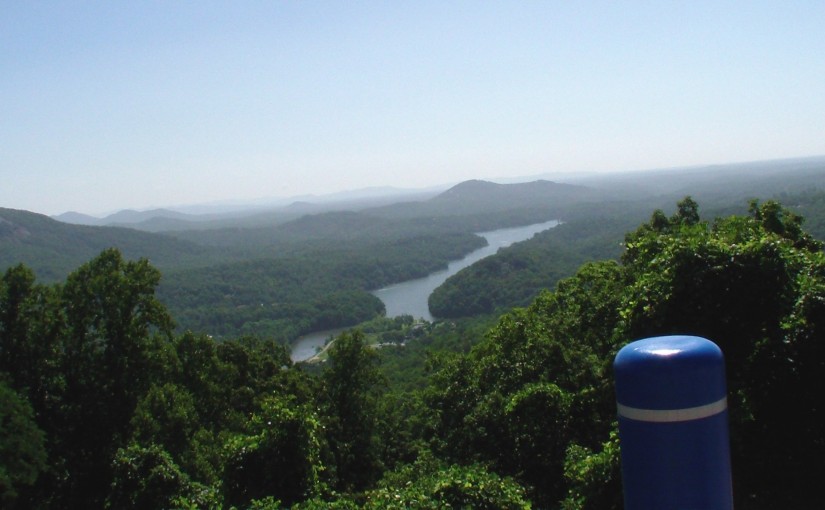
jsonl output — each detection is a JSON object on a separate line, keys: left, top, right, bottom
{"left": 614, "top": 335, "right": 733, "bottom": 510}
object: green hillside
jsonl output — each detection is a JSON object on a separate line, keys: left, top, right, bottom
{"left": 7, "top": 180, "right": 591, "bottom": 339}
{"left": 429, "top": 209, "right": 646, "bottom": 318}
{"left": 366, "top": 179, "right": 596, "bottom": 221}
{"left": 158, "top": 231, "right": 484, "bottom": 341}
{"left": 0, "top": 208, "right": 211, "bottom": 281}
{"left": 2, "top": 198, "right": 823, "bottom": 508}
{"left": 426, "top": 162, "right": 825, "bottom": 321}
{"left": 7, "top": 166, "right": 825, "bottom": 343}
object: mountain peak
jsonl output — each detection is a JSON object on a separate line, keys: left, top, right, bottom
{"left": 433, "top": 179, "right": 586, "bottom": 202}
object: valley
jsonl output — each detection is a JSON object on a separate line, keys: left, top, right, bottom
{"left": 5, "top": 157, "right": 825, "bottom": 344}
{"left": 3, "top": 157, "right": 825, "bottom": 507}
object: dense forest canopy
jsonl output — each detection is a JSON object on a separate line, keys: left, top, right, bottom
{"left": 157, "top": 230, "right": 485, "bottom": 341}
{"left": 3, "top": 179, "right": 589, "bottom": 340}
{"left": 7, "top": 164, "right": 825, "bottom": 340}
{"left": 2, "top": 196, "right": 824, "bottom": 509}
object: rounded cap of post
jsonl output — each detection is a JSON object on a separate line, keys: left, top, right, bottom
{"left": 614, "top": 335, "right": 726, "bottom": 411}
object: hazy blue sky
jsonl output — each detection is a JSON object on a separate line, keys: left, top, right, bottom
{"left": 3, "top": 1, "right": 824, "bottom": 215}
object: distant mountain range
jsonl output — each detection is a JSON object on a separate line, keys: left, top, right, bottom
{"left": 52, "top": 186, "right": 445, "bottom": 232}
{"left": 430, "top": 179, "right": 593, "bottom": 208}
{"left": 6, "top": 156, "right": 825, "bottom": 281}
{"left": 569, "top": 155, "right": 825, "bottom": 199}
{"left": 2, "top": 178, "right": 587, "bottom": 279}
{"left": 54, "top": 208, "right": 205, "bottom": 227}
{"left": 0, "top": 208, "right": 210, "bottom": 281}
{"left": 49, "top": 156, "right": 825, "bottom": 233}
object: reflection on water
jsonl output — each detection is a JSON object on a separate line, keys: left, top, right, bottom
{"left": 290, "top": 328, "right": 346, "bottom": 362}
{"left": 291, "top": 220, "right": 558, "bottom": 362}
{"left": 372, "top": 220, "right": 559, "bottom": 321}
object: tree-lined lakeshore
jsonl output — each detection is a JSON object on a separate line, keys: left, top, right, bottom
{"left": 3, "top": 159, "right": 825, "bottom": 508}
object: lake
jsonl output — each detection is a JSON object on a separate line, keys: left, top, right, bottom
{"left": 291, "top": 219, "right": 559, "bottom": 361}
{"left": 290, "top": 327, "right": 347, "bottom": 363}
{"left": 372, "top": 219, "right": 559, "bottom": 321}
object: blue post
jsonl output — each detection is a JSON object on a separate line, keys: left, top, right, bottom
{"left": 614, "top": 335, "right": 733, "bottom": 510}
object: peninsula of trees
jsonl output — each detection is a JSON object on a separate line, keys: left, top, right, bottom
{"left": 2, "top": 158, "right": 825, "bottom": 508}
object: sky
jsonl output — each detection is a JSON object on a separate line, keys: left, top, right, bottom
{"left": 2, "top": 1, "right": 825, "bottom": 216}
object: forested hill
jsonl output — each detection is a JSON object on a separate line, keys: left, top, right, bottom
{"left": 786, "top": 189, "right": 825, "bottom": 240}
{"left": 3, "top": 198, "right": 824, "bottom": 508}
{"left": 158, "top": 230, "right": 485, "bottom": 341}
{"left": 430, "top": 179, "right": 593, "bottom": 208}
{"left": 0, "top": 208, "right": 210, "bottom": 281}
{"left": 572, "top": 156, "right": 825, "bottom": 201}
{"left": 165, "top": 179, "right": 587, "bottom": 248}
{"left": 428, "top": 188, "right": 825, "bottom": 319}
{"left": 8, "top": 164, "right": 825, "bottom": 341}
{"left": 52, "top": 189, "right": 442, "bottom": 233}
{"left": 169, "top": 211, "right": 415, "bottom": 248}
{"left": 367, "top": 179, "right": 596, "bottom": 220}
{"left": 1, "top": 206, "right": 491, "bottom": 340}
{"left": 50, "top": 179, "right": 588, "bottom": 234}
{"left": 4, "top": 179, "right": 586, "bottom": 339}
{"left": 429, "top": 211, "right": 644, "bottom": 318}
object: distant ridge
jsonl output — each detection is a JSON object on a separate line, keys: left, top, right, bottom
{"left": 53, "top": 211, "right": 100, "bottom": 225}
{"left": 1, "top": 207, "right": 209, "bottom": 281}
{"left": 570, "top": 155, "right": 825, "bottom": 199}
{"left": 362, "top": 179, "right": 597, "bottom": 223}
{"left": 106, "top": 208, "right": 195, "bottom": 224}
{"left": 51, "top": 186, "right": 444, "bottom": 232}
{"left": 432, "top": 179, "right": 592, "bottom": 203}
{"left": 54, "top": 208, "right": 204, "bottom": 227}
{"left": 10, "top": 157, "right": 825, "bottom": 283}
{"left": 424, "top": 179, "right": 596, "bottom": 215}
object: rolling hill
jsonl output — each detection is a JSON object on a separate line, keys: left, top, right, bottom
{"left": 0, "top": 208, "right": 213, "bottom": 281}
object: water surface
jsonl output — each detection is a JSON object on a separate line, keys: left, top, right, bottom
{"left": 291, "top": 220, "right": 559, "bottom": 361}
{"left": 372, "top": 220, "right": 559, "bottom": 321}
{"left": 291, "top": 327, "right": 346, "bottom": 362}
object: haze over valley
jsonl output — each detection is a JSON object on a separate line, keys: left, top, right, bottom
{"left": 4, "top": 155, "right": 825, "bottom": 507}
{"left": 3, "top": 2, "right": 825, "bottom": 508}
{"left": 4, "top": 155, "right": 825, "bottom": 341}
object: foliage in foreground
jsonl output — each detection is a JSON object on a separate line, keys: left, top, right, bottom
{"left": 1, "top": 198, "right": 824, "bottom": 509}
{"left": 426, "top": 197, "right": 825, "bottom": 509}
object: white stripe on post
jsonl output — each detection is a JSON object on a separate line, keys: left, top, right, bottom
{"left": 617, "top": 397, "right": 727, "bottom": 423}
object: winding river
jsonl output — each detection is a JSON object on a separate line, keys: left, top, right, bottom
{"left": 291, "top": 219, "right": 559, "bottom": 361}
